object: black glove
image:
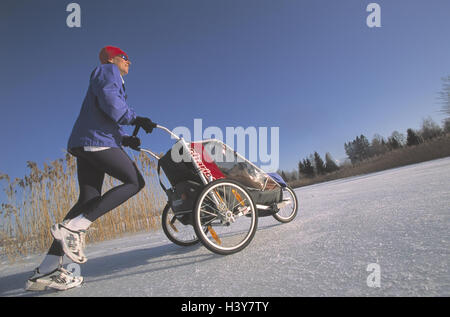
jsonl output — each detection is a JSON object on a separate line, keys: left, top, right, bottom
{"left": 133, "top": 116, "right": 157, "bottom": 134}
{"left": 122, "top": 135, "right": 141, "bottom": 150}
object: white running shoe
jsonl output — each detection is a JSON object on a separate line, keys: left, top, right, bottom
{"left": 25, "top": 267, "right": 83, "bottom": 291}
{"left": 51, "top": 222, "right": 87, "bottom": 264}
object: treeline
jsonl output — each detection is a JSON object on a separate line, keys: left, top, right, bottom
{"left": 279, "top": 116, "right": 450, "bottom": 182}
{"left": 279, "top": 151, "right": 341, "bottom": 182}
{"left": 344, "top": 117, "right": 449, "bottom": 165}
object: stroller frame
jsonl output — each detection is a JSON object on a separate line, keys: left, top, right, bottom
{"left": 132, "top": 124, "right": 298, "bottom": 255}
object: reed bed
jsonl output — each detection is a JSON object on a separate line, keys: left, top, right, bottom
{"left": 0, "top": 150, "right": 166, "bottom": 263}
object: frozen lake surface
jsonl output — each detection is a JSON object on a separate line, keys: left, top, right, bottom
{"left": 1, "top": 157, "right": 449, "bottom": 296}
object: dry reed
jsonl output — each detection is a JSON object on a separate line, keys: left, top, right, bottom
{"left": 0, "top": 150, "right": 166, "bottom": 263}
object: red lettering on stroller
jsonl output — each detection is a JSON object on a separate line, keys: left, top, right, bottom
{"left": 190, "top": 149, "right": 215, "bottom": 180}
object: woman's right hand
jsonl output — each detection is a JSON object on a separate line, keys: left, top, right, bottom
{"left": 133, "top": 116, "right": 157, "bottom": 133}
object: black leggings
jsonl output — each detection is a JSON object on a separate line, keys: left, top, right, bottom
{"left": 48, "top": 147, "right": 145, "bottom": 256}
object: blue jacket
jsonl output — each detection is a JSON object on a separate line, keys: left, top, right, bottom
{"left": 67, "top": 64, "right": 137, "bottom": 149}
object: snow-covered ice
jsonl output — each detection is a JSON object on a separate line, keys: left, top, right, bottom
{"left": 1, "top": 157, "right": 449, "bottom": 297}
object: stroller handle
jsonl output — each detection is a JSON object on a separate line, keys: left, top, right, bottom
{"left": 130, "top": 123, "right": 182, "bottom": 160}
{"left": 132, "top": 122, "right": 209, "bottom": 185}
{"left": 132, "top": 124, "right": 181, "bottom": 141}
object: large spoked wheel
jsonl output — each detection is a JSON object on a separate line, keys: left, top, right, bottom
{"left": 273, "top": 186, "right": 298, "bottom": 223}
{"left": 161, "top": 203, "right": 200, "bottom": 246}
{"left": 193, "top": 179, "right": 258, "bottom": 255}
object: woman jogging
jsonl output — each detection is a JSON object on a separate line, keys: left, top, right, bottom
{"left": 26, "top": 46, "right": 156, "bottom": 291}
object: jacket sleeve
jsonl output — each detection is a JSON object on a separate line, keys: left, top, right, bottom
{"left": 90, "top": 65, "right": 137, "bottom": 125}
{"left": 118, "top": 126, "right": 129, "bottom": 142}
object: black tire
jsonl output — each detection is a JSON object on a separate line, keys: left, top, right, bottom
{"left": 161, "top": 203, "right": 199, "bottom": 246}
{"left": 273, "top": 186, "right": 298, "bottom": 223}
{"left": 193, "top": 179, "right": 258, "bottom": 255}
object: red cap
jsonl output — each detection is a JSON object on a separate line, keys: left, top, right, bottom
{"left": 99, "top": 46, "right": 129, "bottom": 64}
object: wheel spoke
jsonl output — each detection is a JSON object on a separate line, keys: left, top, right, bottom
{"left": 204, "top": 194, "right": 225, "bottom": 213}
{"left": 200, "top": 208, "right": 218, "bottom": 218}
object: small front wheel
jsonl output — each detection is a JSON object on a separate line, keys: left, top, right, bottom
{"left": 193, "top": 179, "right": 258, "bottom": 255}
{"left": 161, "top": 203, "right": 199, "bottom": 246}
{"left": 273, "top": 186, "right": 298, "bottom": 223}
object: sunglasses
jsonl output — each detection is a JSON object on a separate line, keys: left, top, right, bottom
{"left": 118, "top": 54, "right": 129, "bottom": 62}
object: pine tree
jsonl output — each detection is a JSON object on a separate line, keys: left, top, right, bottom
{"left": 301, "top": 158, "right": 315, "bottom": 178}
{"left": 387, "top": 136, "right": 400, "bottom": 150}
{"left": 345, "top": 135, "right": 371, "bottom": 164}
{"left": 313, "top": 152, "right": 326, "bottom": 175}
{"left": 406, "top": 128, "right": 421, "bottom": 146}
{"left": 390, "top": 131, "right": 406, "bottom": 148}
{"left": 325, "top": 152, "right": 339, "bottom": 173}
{"left": 354, "top": 136, "right": 362, "bottom": 162}
{"left": 370, "top": 134, "right": 387, "bottom": 157}
{"left": 344, "top": 142, "right": 356, "bottom": 164}
{"left": 359, "top": 135, "right": 370, "bottom": 160}
{"left": 298, "top": 160, "right": 305, "bottom": 178}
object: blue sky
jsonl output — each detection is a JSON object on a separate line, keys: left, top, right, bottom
{"left": 1, "top": 0, "right": 449, "bottom": 181}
